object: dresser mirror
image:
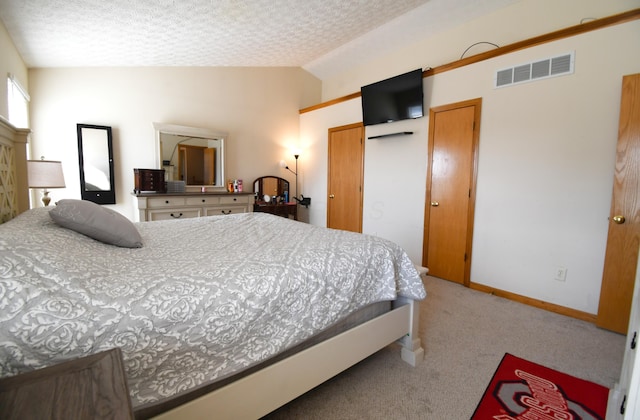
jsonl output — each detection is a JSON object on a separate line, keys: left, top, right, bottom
{"left": 77, "top": 124, "right": 116, "bottom": 204}
{"left": 253, "top": 176, "right": 297, "bottom": 220}
{"left": 253, "top": 176, "right": 289, "bottom": 202}
{"left": 154, "top": 122, "right": 226, "bottom": 190}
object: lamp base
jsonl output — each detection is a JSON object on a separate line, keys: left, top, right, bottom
{"left": 41, "top": 190, "right": 51, "bottom": 207}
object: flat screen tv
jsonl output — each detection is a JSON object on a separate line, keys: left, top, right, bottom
{"left": 361, "top": 68, "right": 424, "bottom": 127}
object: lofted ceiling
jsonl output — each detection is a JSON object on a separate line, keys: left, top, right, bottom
{"left": 0, "top": 0, "right": 520, "bottom": 79}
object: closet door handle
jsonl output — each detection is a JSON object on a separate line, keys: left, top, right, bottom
{"left": 612, "top": 215, "right": 626, "bottom": 224}
{"left": 431, "top": 201, "right": 439, "bottom": 207}
{"left": 329, "top": 194, "right": 335, "bottom": 199}
{"left": 631, "top": 331, "right": 637, "bottom": 350}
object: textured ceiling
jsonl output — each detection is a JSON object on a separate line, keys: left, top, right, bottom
{"left": 0, "top": 0, "right": 520, "bottom": 78}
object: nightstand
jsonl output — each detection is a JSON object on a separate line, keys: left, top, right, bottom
{"left": 0, "top": 348, "right": 133, "bottom": 419}
{"left": 253, "top": 202, "right": 298, "bottom": 220}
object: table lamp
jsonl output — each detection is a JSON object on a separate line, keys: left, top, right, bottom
{"left": 27, "top": 158, "right": 66, "bottom": 206}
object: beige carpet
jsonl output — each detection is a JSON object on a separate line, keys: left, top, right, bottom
{"left": 263, "top": 275, "right": 626, "bottom": 419}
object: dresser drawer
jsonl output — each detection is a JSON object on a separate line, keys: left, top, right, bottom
{"left": 186, "top": 196, "right": 220, "bottom": 206}
{"left": 220, "top": 195, "right": 250, "bottom": 205}
{"left": 135, "top": 193, "right": 253, "bottom": 222}
{"left": 148, "top": 208, "right": 201, "bottom": 221}
{"left": 147, "top": 197, "right": 187, "bottom": 208}
{"left": 204, "top": 206, "right": 248, "bottom": 217}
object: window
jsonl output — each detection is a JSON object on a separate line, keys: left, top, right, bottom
{"left": 7, "top": 73, "right": 29, "bottom": 128}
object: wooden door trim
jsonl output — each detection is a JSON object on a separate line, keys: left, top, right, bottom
{"left": 327, "top": 122, "right": 365, "bottom": 231}
{"left": 423, "top": 98, "right": 482, "bottom": 287}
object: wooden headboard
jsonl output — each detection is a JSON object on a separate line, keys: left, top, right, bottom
{"left": 0, "top": 116, "right": 30, "bottom": 223}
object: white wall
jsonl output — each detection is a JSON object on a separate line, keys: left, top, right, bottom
{"left": 462, "top": 23, "right": 639, "bottom": 313}
{"left": 300, "top": 20, "right": 640, "bottom": 315}
{"left": 0, "top": 19, "right": 28, "bottom": 122}
{"left": 28, "top": 67, "right": 321, "bottom": 219}
{"left": 300, "top": 101, "right": 429, "bottom": 263}
{"left": 319, "top": 0, "right": 640, "bottom": 101}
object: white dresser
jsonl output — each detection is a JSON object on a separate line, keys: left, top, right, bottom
{"left": 607, "top": 246, "right": 640, "bottom": 419}
{"left": 134, "top": 192, "right": 254, "bottom": 221}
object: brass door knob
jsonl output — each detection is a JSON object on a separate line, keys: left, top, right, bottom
{"left": 431, "top": 201, "right": 439, "bottom": 207}
{"left": 329, "top": 194, "right": 335, "bottom": 199}
{"left": 612, "top": 215, "right": 626, "bottom": 224}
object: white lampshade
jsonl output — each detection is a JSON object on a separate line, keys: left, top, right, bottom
{"left": 27, "top": 160, "right": 66, "bottom": 189}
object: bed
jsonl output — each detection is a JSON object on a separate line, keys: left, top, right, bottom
{"left": 0, "top": 119, "right": 426, "bottom": 419}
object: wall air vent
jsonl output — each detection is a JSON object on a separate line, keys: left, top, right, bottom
{"left": 494, "top": 52, "right": 574, "bottom": 88}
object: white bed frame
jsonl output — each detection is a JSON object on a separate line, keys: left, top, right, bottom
{"left": 153, "top": 297, "right": 423, "bottom": 420}
{"left": 0, "top": 119, "right": 424, "bottom": 419}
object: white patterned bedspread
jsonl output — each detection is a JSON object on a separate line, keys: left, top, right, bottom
{"left": 0, "top": 208, "right": 425, "bottom": 406}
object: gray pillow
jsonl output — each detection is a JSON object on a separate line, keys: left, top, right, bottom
{"left": 50, "top": 199, "right": 143, "bottom": 248}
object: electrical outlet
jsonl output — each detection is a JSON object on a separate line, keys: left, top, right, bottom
{"left": 554, "top": 266, "right": 567, "bottom": 281}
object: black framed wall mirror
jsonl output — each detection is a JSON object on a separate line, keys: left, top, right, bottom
{"left": 77, "top": 124, "right": 116, "bottom": 204}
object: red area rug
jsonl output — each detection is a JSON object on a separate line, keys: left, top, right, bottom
{"left": 471, "top": 353, "right": 609, "bottom": 420}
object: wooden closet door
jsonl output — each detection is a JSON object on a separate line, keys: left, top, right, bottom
{"left": 327, "top": 123, "right": 364, "bottom": 233}
{"left": 423, "top": 99, "right": 481, "bottom": 286}
{"left": 597, "top": 73, "right": 640, "bottom": 334}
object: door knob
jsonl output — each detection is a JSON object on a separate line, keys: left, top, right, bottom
{"left": 329, "top": 194, "right": 335, "bottom": 199}
{"left": 613, "top": 215, "right": 626, "bottom": 224}
{"left": 431, "top": 202, "right": 439, "bottom": 207}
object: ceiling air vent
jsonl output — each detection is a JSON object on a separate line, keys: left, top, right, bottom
{"left": 494, "top": 52, "right": 574, "bottom": 88}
